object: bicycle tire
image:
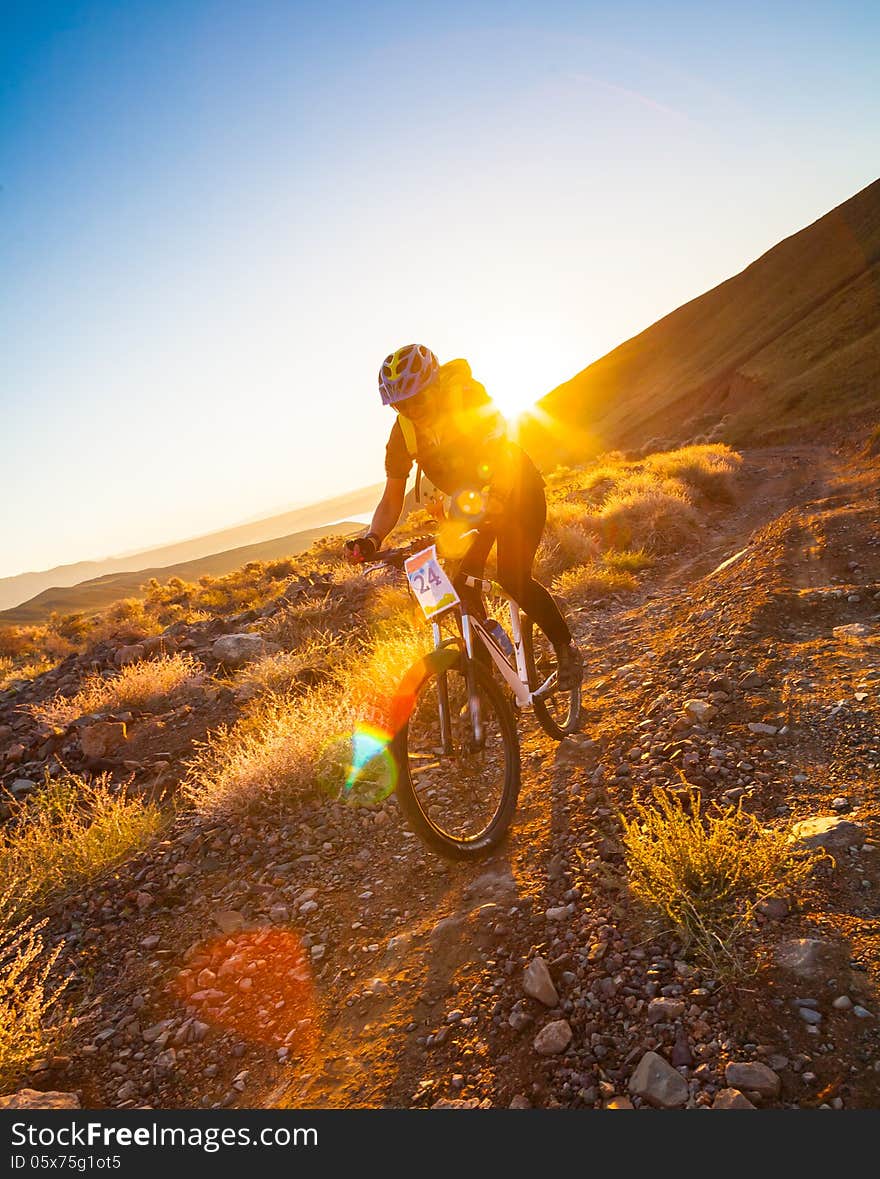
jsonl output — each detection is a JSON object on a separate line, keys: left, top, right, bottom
{"left": 392, "top": 654, "right": 520, "bottom": 860}
{"left": 522, "top": 616, "right": 582, "bottom": 739}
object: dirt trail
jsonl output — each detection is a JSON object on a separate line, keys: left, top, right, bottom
{"left": 260, "top": 441, "right": 880, "bottom": 1110}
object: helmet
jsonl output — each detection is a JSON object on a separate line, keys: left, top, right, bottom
{"left": 378, "top": 344, "right": 439, "bottom": 406}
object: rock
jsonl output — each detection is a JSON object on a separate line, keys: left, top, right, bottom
{"left": 774, "top": 938, "right": 842, "bottom": 980}
{"left": 757, "top": 897, "right": 790, "bottom": 920}
{"left": 747, "top": 722, "right": 778, "bottom": 736}
{"left": 628, "top": 1051, "right": 688, "bottom": 1109}
{"left": 605, "top": 1096, "right": 635, "bottom": 1109}
{"left": 833, "top": 624, "right": 871, "bottom": 640}
{"left": 798, "top": 1007, "right": 822, "bottom": 1025}
{"left": 211, "top": 634, "right": 267, "bottom": 668}
{"left": 671, "top": 1028, "right": 693, "bottom": 1067}
{"left": 79, "top": 721, "right": 127, "bottom": 759}
{"left": 0, "top": 1089, "right": 81, "bottom": 1109}
{"left": 533, "top": 1020, "right": 572, "bottom": 1055}
{"left": 114, "top": 644, "right": 145, "bottom": 668}
{"left": 10, "top": 778, "right": 37, "bottom": 796}
{"left": 724, "top": 1062, "right": 780, "bottom": 1099}
{"left": 214, "top": 910, "right": 246, "bottom": 934}
{"left": 712, "top": 1088, "right": 756, "bottom": 1110}
{"left": 269, "top": 905, "right": 290, "bottom": 924}
{"left": 523, "top": 957, "right": 559, "bottom": 1007}
{"left": 142, "top": 635, "right": 175, "bottom": 657}
{"left": 684, "top": 699, "right": 716, "bottom": 723}
{"left": 647, "top": 997, "right": 686, "bottom": 1024}
{"left": 790, "top": 816, "right": 865, "bottom": 852}
{"left": 508, "top": 1001, "right": 533, "bottom": 1032}
{"left": 508, "top": 1095, "right": 531, "bottom": 1109}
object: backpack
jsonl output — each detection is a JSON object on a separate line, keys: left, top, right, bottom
{"left": 397, "top": 359, "right": 507, "bottom": 514}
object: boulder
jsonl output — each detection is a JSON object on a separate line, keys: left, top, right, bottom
{"left": 79, "top": 720, "right": 127, "bottom": 759}
{"left": 790, "top": 816, "right": 865, "bottom": 852}
{"left": 211, "top": 634, "right": 267, "bottom": 668}
{"left": 774, "top": 938, "right": 842, "bottom": 980}
{"left": 0, "top": 1089, "right": 80, "bottom": 1109}
{"left": 628, "top": 1051, "right": 688, "bottom": 1109}
{"left": 724, "top": 1062, "right": 780, "bottom": 1099}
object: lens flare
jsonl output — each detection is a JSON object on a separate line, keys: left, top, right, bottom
{"left": 170, "top": 928, "right": 319, "bottom": 1051}
{"left": 316, "top": 726, "right": 397, "bottom": 806}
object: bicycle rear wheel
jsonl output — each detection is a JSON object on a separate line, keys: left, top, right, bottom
{"left": 523, "top": 616, "right": 582, "bottom": 739}
{"left": 392, "top": 655, "right": 520, "bottom": 859}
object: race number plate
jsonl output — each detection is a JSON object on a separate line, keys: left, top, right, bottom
{"left": 404, "top": 545, "right": 460, "bottom": 620}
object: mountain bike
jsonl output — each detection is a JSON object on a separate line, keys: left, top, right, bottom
{"left": 360, "top": 534, "right": 582, "bottom": 859}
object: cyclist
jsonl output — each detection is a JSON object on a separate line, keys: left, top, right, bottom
{"left": 344, "top": 344, "right": 583, "bottom": 691}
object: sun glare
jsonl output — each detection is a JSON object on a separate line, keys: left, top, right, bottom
{"left": 476, "top": 342, "right": 578, "bottom": 424}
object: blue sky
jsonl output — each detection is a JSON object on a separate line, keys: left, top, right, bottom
{"left": 2, "top": 0, "right": 878, "bottom": 577}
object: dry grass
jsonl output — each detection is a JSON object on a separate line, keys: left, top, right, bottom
{"left": 552, "top": 563, "right": 638, "bottom": 600}
{"left": 235, "top": 633, "right": 344, "bottom": 696}
{"left": 596, "top": 483, "right": 701, "bottom": 553}
{"left": 31, "top": 652, "right": 202, "bottom": 727}
{"left": 0, "top": 774, "right": 165, "bottom": 916}
{"left": 644, "top": 443, "right": 743, "bottom": 503}
{"left": 619, "top": 787, "right": 819, "bottom": 977}
{"left": 0, "top": 654, "right": 58, "bottom": 692}
{"left": 601, "top": 548, "right": 655, "bottom": 573}
{"left": 184, "top": 624, "right": 426, "bottom": 817}
{"left": 0, "top": 887, "right": 68, "bottom": 1091}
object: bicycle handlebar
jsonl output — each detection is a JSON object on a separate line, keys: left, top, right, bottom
{"left": 364, "top": 528, "right": 481, "bottom": 573}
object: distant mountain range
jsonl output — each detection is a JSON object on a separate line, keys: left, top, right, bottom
{"left": 0, "top": 483, "right": 381, "bottom": 619}
{"left": 522, "top": 176, "right": 880, "bottom": 462}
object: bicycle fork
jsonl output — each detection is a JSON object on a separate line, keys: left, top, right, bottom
{"left": 430, "top": 617, "right": 484, "bottom": 753}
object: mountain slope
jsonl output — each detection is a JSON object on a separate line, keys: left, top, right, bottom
{"left": 523, "top": 177, "right": 880, "bottom": 462}
{"left": 0, "top": 483, "right": 381, "bottom": 614}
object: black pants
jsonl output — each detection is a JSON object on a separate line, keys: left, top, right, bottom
{"left": 454, "top": 472, "right": 572, "bottom": 650}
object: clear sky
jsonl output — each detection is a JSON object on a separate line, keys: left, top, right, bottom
{"left": 2, "top": 0, "right": 878, "bottom": 578}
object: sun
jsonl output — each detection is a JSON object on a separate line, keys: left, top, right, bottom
{"left": 483, "top": 367, "right": 543, "bottom": 422}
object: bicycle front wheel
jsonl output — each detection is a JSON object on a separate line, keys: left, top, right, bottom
{"left": 523, "top": 616, "right": 582, "bottom": 739}
{"left": 392, "top": 655, "right": 520, "bottom": 860}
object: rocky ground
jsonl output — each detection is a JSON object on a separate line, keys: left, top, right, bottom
{"left": 3, "top": 440, "right": 880, "bottom": 1112}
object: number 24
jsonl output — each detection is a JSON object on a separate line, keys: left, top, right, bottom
{"left": 412, "top": 565, "right": 442, "bottom": 594}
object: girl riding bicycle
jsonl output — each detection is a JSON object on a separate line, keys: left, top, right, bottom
{"left": 344, "top": 344, "right": 583, "bottom": 691}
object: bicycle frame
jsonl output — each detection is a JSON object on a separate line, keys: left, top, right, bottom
{"left": 429, "top": 573, "right": 557, "bottom": 711}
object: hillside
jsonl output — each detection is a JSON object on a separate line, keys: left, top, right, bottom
{"left": 0, "top": 482, "right": 382, "bottom": 615}
{"left": 0, "top": 520, "right": 365, "bottom": 625}
{"left": 522, "top": 177, "right": 880, "bottom": 464}
{"left": 3, "top": 437, "right": 880, "bottom": 1112}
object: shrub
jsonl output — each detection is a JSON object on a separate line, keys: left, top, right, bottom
{"left": 552, "top": 563, "right": 637, "bottom": 600}
{"left": 31, "top": 652, "right": 202, "bottom": 727}
{"left": 0, "top": 774, "right": 164, "bottom": 915}
{"left": 619, "top": 787, "right": 819, "bottom": 976}
{"left": 235, "top": 634, "right": 344, "bottom": 696}
{"left": 644, "top": 443, "right": 743, "bottom": 503}
{"left": 184, "top": 626, "right": 426, "bottom": 817}
{"left": 0, "top": 887, "right": 67, "bottom": 1091}
{"left": 602, "top": 548, "right": 655, "bottom": 573}
{"left": 597, "top": 484, "right": 700, "bottom": 553}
